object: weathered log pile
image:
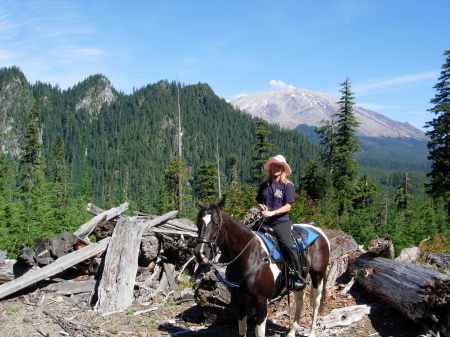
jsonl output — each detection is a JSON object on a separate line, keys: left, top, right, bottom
{"left": 0, "top": 202, "right": 198, "bottom": 316}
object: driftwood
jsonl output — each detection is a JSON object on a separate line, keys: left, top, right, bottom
{"left": 0, "top": 238, "right": 110, "bottom": 300}
{"left": 349, "top": 255, "right": 450, "bottom": 336}
{"left": 93, "top": 211, "right": 177, "bottom": 314}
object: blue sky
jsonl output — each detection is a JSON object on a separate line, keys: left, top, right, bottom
{"left": 1, "top": 1, "right": 449, "bottom": 131}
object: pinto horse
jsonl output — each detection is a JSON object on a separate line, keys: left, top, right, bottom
{"left": 194, "top": 199, "right": 330, "bottom": 337}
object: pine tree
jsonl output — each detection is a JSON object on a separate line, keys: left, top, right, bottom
{"left": 314, "top": 120, "right": 337, "bottom": 172}
{"left": 17, "top": 103, "right": 42, "bottom": 196}
{"left": 332, "top": 79, "right": 361, "bottom": 216}
{"left": 395, "top": 172, "right": 413, "bottom": 211}
{"left": 299, "top": 162, "right": 330, "bottom": 201}
{"left": 48, "top": 136, "right": 68, "bottom": 230}
{"left": 158, "top": 156, "right": 191, "bottom": 214}
{"left": 14, "top": 102, "right": 51, "bottom": 250}
{"left": 193, "top": 161, "right": 218, "bottom": 204}
{"left": 425, "top": 50, "right": 450, "bottom": 216}
{"left": 353, "top": 174, "right": 377, "bottom": 209}
{"left": 314, "top": 79, "right": 360, "bottom": 216}
{"left": 250, "top": 120, "right": 273, "bottom": 184}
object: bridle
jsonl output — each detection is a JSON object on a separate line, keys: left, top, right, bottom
{"left": 196, "top": 206, "right": 223, "bottom": 263}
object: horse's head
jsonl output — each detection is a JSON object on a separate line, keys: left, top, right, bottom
{"left": 194, "top": 198, "right": 225, "bottom": 265}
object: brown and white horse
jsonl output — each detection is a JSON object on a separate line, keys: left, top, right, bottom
{"left": 194, "top": 199, "right": 330, "bottom": 337}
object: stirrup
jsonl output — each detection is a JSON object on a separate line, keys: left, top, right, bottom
{"left": 293, "top": 278, "right": 306, "bottom": 290}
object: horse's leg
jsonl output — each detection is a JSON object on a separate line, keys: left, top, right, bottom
{"left": 287, "top": 289, "right": 305, "bottom": 337}
{"left": 237, "top": 314, "right": 247, "bottom": 337}
{"left": 308, "top": 276, "right": 324, "bottom": 337}
{"left": 254, "top": 296, "right": 268, "bottom": 337}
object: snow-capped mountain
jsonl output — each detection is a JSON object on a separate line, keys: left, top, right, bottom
{"left": 232, "top": 88, "right": 426, "bottom": 140}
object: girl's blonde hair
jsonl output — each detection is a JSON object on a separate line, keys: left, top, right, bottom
{"left": 263, "top": 168, "right": 294, "bottom": 186}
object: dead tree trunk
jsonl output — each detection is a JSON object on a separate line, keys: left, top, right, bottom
{"left": 93, "top": 211, "right": 177, "bottom": 315}
{"left": 349, "top": 255, "right": 450, "bottom": 336}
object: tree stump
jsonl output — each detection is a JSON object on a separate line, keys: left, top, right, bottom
{"left": 194, "top": 266, "right": 235, "bottom": 325}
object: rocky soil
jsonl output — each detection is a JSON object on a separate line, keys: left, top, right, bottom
{"left": 0, "top": 281, "right": 425, "bottom": 337}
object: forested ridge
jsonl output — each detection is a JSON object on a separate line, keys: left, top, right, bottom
{"left": 0, "top": 66, "right": 448, "bottom": 257}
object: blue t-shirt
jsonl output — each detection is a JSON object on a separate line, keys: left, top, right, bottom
{"left": 256, "top": 181, "right": 295, "bottom": 224}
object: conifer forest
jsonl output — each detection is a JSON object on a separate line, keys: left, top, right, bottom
{"left": 0, "top": 51, "right": 449, "bottom": 258}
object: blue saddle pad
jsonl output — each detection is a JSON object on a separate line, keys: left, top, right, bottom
{"left": 255, "top": 225, "right": 320, "bottom": 262}
{"left": 293, "top": 224, "right": 320, "bottom": 248}
{"left": 255, "top": 232, "right": 282, "bottom": 261}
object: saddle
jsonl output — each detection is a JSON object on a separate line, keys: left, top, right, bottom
{"left": 254, "top": 224, "right": 319, "bottom": 278}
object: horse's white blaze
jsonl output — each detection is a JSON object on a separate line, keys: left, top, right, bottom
{"left": 254, "top": 233, "right": 281, "bottom": 282}
{"left": 238, "top": 315, "right": 247, "bottom": 336}
{"left": 255, "top": 317, "right": 266, "bottom": 337}
{"left": 202, "top": 214, "right": 212, "bottom": 227}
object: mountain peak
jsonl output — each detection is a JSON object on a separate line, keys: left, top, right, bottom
{"left": 232, "top": 88, "right": 426, "bottom": 140}
{"left": 69, "top": 74, "right": 117, "bottom": 118}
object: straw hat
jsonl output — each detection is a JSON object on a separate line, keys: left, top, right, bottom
{"left": 263, "top": 154, "right": 292, "bottom": 176}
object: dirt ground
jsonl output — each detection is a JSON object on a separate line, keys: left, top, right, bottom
{"left": 0, "top": 280, "right": 426, "bottom": 337}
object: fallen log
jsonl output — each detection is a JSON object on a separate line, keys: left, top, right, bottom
{"left": 43, "top": 279, "right": 96, "bottom": 295}
{"left": 324, "top": 229, "right": 363, "bottom": 287}
{"left": 349, "top": 255, "right": 450, "bottom": 336}
{"left": 75, "top": 202, "right": 129, "bottom": 239}
{"left": 93, "top": 211, "right": 177, "bottom": 315}
{"left": 0, "top": 238, "right": 110, "bottom": 300}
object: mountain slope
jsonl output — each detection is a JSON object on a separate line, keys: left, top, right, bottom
{"left": 232, "top": 88, "right": 426, "bottom": 140}
{"left": 0, "top": 68, "right": 320, "bottom": 210}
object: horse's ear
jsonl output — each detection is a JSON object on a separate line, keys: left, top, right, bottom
{"left": 195, "top": 199, "right": 206, "bottom": 209}
{"left": 217, "top": 195, "right": 226, "bottom": 209}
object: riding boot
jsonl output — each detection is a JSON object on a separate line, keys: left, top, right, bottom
{"left": 285, "top": 249, "right": 306, "bottom": 290}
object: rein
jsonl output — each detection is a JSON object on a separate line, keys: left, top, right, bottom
{"left": 196, "top": 212, "right": 268, "bottom": 288}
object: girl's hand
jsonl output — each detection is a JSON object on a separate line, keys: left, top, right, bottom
{"left": 258, "top": 204, "right": 268, "bottom": 212}
{"left": 261, "top": 210, "right": 275, "bottom": 217}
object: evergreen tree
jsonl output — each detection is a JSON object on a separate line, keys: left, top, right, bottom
{"left": 13, "top": 103, "right": 51, "bottom": 251}
{"left": 299, "top": 162, "right": 330, "bottom": 200}
{"left": 193, "top": 161, "right": 218, "bottom": 204}
{"left": 17, "top": 102, "right": 42, "bottom": 196}
{"left": 425, "top": 50, "right": 450, "bottom": 216}
{"left": 331, "top": 79, "right": 361, "bottom": 216}
{"left": 157, "top": 156, "right": 191, "bottom": 215}
{"left": 226, "top": 154, "right": 240, "bottom": 187}
{"left": 250, "top": 120, "right": 273, "bottom": 184}
{"left": 395, "top": 172, "right": 413, "bottom": 211}
{"left": 48, "top": 136, "right": 69, "bottom": 230}
{"left": 314, "top": 120, "right": 337, "bottom": 172}
{"left": 353, "top": 174, "right": 377, "bottom": 209}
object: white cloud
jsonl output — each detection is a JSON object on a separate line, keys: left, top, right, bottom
{"left": 354, "top": 71, "right": 439, "bottom": 93}
{"left": 269, "top": 80, "right": 296, "bottom": 89}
